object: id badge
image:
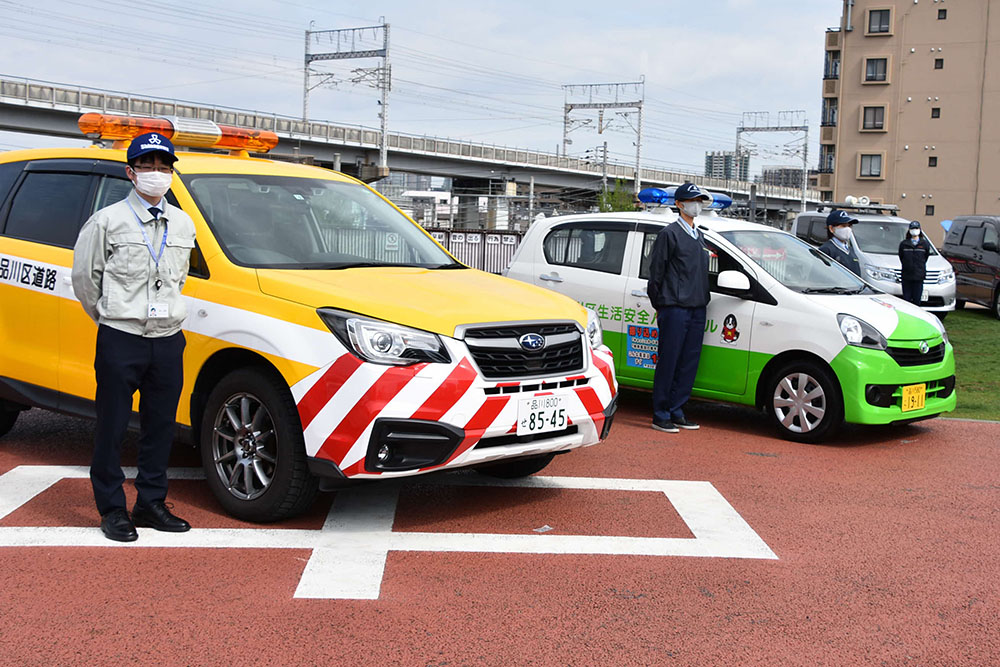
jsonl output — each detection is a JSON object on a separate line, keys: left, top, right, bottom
{"left": 148, "top": 302, "right": 169, "bottom": 319}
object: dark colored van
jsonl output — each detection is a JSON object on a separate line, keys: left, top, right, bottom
{"left": 940, "top": 216, "right": 1000, "bottom": 318}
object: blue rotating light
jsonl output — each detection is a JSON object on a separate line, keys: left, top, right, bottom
{"left": 638, "top": 187, "right": 733, "bottom": 210}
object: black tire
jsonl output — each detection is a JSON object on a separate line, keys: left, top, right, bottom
{"left": 200, "top": 368, "right": 318, "bottom": 522}
{"left": 764, "top": 360, "right": 844, "bottom": 443}
{"left": 993, "top": 289, "right": 1000, "bottom": 320}
{"left": 476, "top": 453, "right": 556, "bottom": 479}
{"left": 955, "top": 299, "right": 965, "bottom": 310}
{"left": 935, "top": 312, "right": 948, "bottom": 321}
{"left": 0, "top": 407, "right": 19, "bottom": 438}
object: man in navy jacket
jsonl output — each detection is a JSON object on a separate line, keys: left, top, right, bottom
{"left": 646, "top": 183, "right": 712, "bottom": 433}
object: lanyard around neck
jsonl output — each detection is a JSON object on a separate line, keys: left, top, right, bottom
{"left": 128, "top": 203, "right": 168, "bottom": 267}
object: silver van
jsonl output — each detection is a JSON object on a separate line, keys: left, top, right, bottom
{"left": 793, "top": 204, "right": 955, "bottom": 318}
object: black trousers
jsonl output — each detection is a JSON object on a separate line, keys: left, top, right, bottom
{"left": 91, "top": 325, "right": 185, "bottom": 516}
{"left": 901, "top": 279, "right": 924, "bottom": 305}
{"left": 652, "top": 306, "right": 706, "bottom": 424}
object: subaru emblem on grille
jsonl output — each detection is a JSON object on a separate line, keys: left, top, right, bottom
{"left": 518, "top": 333, "right": 546, "bottom": 352}
{"left": 919, "top": 340, "right": 929, "bottom": 354}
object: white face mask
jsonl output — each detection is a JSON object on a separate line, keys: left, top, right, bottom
{"left": 132, "top": 171, "right": 173, "bottom": 199}
{"left": 833, "top": 226, "right": 852, "bottom": 242}
{"left": 909, "top": 229, "right": 920, "bottom": 237}
{"left": 680, "top": 201, "right": 703, "bottom": 218}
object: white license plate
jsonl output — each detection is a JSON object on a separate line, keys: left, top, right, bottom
{"left": 517, "top": 394, "right": 568, "bottom": 436}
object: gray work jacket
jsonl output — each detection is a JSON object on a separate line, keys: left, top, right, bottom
{"left": 72, "top": 190, "right": 196, "bottom": 337}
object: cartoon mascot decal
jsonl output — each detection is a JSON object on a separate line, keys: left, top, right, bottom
{"left": 721, "top": 313, "right": 740, "bottom": 344}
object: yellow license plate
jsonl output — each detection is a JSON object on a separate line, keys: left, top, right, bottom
{"left": 901, "top": 383, "right": 926, "bottom": 412}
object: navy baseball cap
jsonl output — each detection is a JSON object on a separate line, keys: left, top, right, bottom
{"left": 826, "top": 209, "right": 857, "bottom": 226}
{"left": 127, "top": 132, "right": 177, "bottom": 164}
{"left": 675, "top": 182, "right": 711, "bottom": 201}
{"left": 908, "top": 220, "right": 921, "bottom": 229}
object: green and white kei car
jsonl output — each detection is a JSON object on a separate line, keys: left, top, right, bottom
{"left": 505, "top": 209, "right": 956, "bottom": 442}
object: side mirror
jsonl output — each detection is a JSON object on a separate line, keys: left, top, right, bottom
{"left": 717, "top": 270, "right": 751, "bottom": 292}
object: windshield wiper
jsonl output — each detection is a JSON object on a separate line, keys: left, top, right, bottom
{"left": 429, "top": 262, "right": 466, "bottom": 269}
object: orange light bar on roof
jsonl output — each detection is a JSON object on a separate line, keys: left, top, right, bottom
{"left": 78, "top": 113, "right": 279, "bottom": 154}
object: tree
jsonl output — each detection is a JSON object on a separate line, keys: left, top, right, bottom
{"left": 598, "top": 179, "right": 637, "bottom": 212}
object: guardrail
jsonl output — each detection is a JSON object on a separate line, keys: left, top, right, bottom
{"left": 0, "top": 74, "right": 822, "bottom": 203}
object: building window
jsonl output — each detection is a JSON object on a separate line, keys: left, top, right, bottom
{"left": 824, "top": 50, "right": 841, "bottom": 79}
{"left": 934, "top": 58, "right": 944, "bottom": 70}
{"left": 931, "top": 107, "right": 941, "bottom": 118}
{"left": 867, "top": 9, "right": 891, "bottom": 34}
{"left": 819, "top": 145, "right": 836, "bottom": 173}
{"left": 822, "top": 98, "right": 838, "bottom": 126}
{"left": 926, "top": 205, "right": 935, "bottom": 216}
{"left": 929, "top": 156, "right": 938, "bottom": 167}
{"left": 860, "top": 154, "right": 883, "bottom": 178}
{"left": 865, "top": 57, "right": 888, "bottom": 82}
{"left": 938, "top": 9, "right": 947, "bottom": 19}
{"left": 862, "top": 106, "right": 885, "bottom": 130}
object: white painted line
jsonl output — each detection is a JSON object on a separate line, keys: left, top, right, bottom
{"left": 0, "top": 466, "right": 777, "bottom": 600}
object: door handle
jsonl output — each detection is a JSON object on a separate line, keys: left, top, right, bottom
{"left": 630, "top": 289, "right": 648, "bottom": 298}
{"left": 540, "top": 273, "right": 563, "bottom": 283}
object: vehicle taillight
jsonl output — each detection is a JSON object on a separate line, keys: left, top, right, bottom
{"left": 78, "top": 113, "right": 279, "bottom": 154}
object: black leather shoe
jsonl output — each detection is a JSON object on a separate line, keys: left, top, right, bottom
{"left": 100, "top": 508, "right": 138, "bottom": 542}
{"left": 132, "top": 501, "right": 191, "bottom": 533}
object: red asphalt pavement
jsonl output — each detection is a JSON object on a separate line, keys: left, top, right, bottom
{"left": 1, "top": 391, "right": 998, "bottom": 666}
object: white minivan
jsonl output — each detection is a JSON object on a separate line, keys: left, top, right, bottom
{"left": 792, "top": 204, "right": 956, "bottom": 318}
{"left": 506, "top": 199, "right": 955, "bottom": 442}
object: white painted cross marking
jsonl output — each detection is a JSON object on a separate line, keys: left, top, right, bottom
{"left": 0, "top": 465, "right": 777, "bottom": 599}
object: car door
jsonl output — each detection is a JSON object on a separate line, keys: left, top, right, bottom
{"left": 532, "top": 219, "right": 634, "bottom": 363}
{"left": 981, "top": 221, "right": 1000, "bottom": 302}
{"left": 959, "top": 223, "right": 988, "bottom": 304}
{"left": 620, "top": 224, "right": 756, "bottom": 397}
{"left": 0, "top": 159, "right": 98, "bottom": 404}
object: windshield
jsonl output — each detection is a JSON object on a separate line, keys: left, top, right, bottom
{"left": 720, "top": 229, "right": 872, "bottom": 294}
{"left": 181, "top": 173, "right": 460, "bottom": 269}
{"left": 853, "top": 219, "right": 938, "bottom": 255}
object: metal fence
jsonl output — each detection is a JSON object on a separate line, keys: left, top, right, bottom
{"left": 425, "top": 229, "right": 524, "bottom": 274}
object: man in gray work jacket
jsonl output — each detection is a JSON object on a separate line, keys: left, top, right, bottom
{"left": 646, "top": 182, "right": 711, "bottom": 434}
{"left": 72, "top": 132, "right": 196, "bottom": 542}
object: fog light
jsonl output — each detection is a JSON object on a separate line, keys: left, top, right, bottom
{"left": 377, "top": 444, "right": 391, "bottom": 462}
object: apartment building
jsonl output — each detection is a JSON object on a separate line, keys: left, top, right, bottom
{"left": 704, "top": 150, "right": 750, "bottom": 181}
{"left": 819, "top": 0, "right": 1000, "bottom": 243}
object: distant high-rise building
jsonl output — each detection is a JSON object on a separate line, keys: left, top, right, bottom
{"left": 819, "top": 0, "right": 1000, "bottom": 242}
{"left": 704, "top": 150, "right": 750, "bottom": 181}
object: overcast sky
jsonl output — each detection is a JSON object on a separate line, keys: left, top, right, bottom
{"left": 0, "top": 0, "right": 840, "bottom": 179}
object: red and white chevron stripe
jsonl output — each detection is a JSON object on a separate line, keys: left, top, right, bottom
{"left": 290, "top": 342, "right": 617, "bottom": 479}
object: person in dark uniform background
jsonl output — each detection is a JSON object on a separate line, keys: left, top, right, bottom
{"left": 898, "top": 220, "right": 932, "bottom": 305}
{"left": 646, "top": 182, "right": 712, "bottom": 434}
{"left": 818, "top": 209, "right": 862, "bottom": 276}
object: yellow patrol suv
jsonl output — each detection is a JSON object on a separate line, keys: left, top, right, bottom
{"left": 0, "top": 113, "right": 617, "bottom": 521}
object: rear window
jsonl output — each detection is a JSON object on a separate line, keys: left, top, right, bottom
{"left": 543, "top": 227, "right": 628, "bottom": 275}
{"left": 0, "top": 161, "right": 24, "bottom": 210}
{"left": 961, "top": 226, "right": 985, "bottom": 248}
{"left": 3, "top": 171, "right": 91, "bottom": 248}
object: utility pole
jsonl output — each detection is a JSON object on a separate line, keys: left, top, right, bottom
{"left": 303, "top": 21, "right": 390, "bottom": 180}
{"left": 735, "top": 110, "right": 810, "bottom": 215}
{"left": 562, "top": 78, "right": 644, "bottom": 192}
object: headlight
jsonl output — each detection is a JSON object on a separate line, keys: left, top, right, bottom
{"left": 586, "top": 307, "right": 603, "bottom": 349}
{"left": 865, "top": 266, "right": 897, "bottom": 282}
{"left": 937, "top": 268, "right": 955, "bottom": 284}
{"left": 837, "top": 313, "right": 887, "bottom": 350}
{"left": 932, "top": 316, "right": 949, "bottom": 344}
{"left": 317, "top": 308, "right": 450, "bottom": 365}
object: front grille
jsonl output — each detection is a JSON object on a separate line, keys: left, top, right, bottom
{"left": 889, "top": 268, "right": 941, "bottom": 285}
{"left": 885, "top": 342, "right": 946, "bottom": 367}
{"left": 463, "top": 323, "right": 585, "bottom": 380}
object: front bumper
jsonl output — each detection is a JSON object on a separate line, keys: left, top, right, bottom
{"left": 296, "top": 344, "right": 618, "bottom": 479}
{"left": 866, "top": 276, "right": 956, "bottom": 312}
{"left": 830, "top": 343, "right": 956, "bottom": 425}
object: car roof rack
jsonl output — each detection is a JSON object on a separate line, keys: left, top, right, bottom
{"left": 815, "top": 202, "right": 900, "bottom": 215}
